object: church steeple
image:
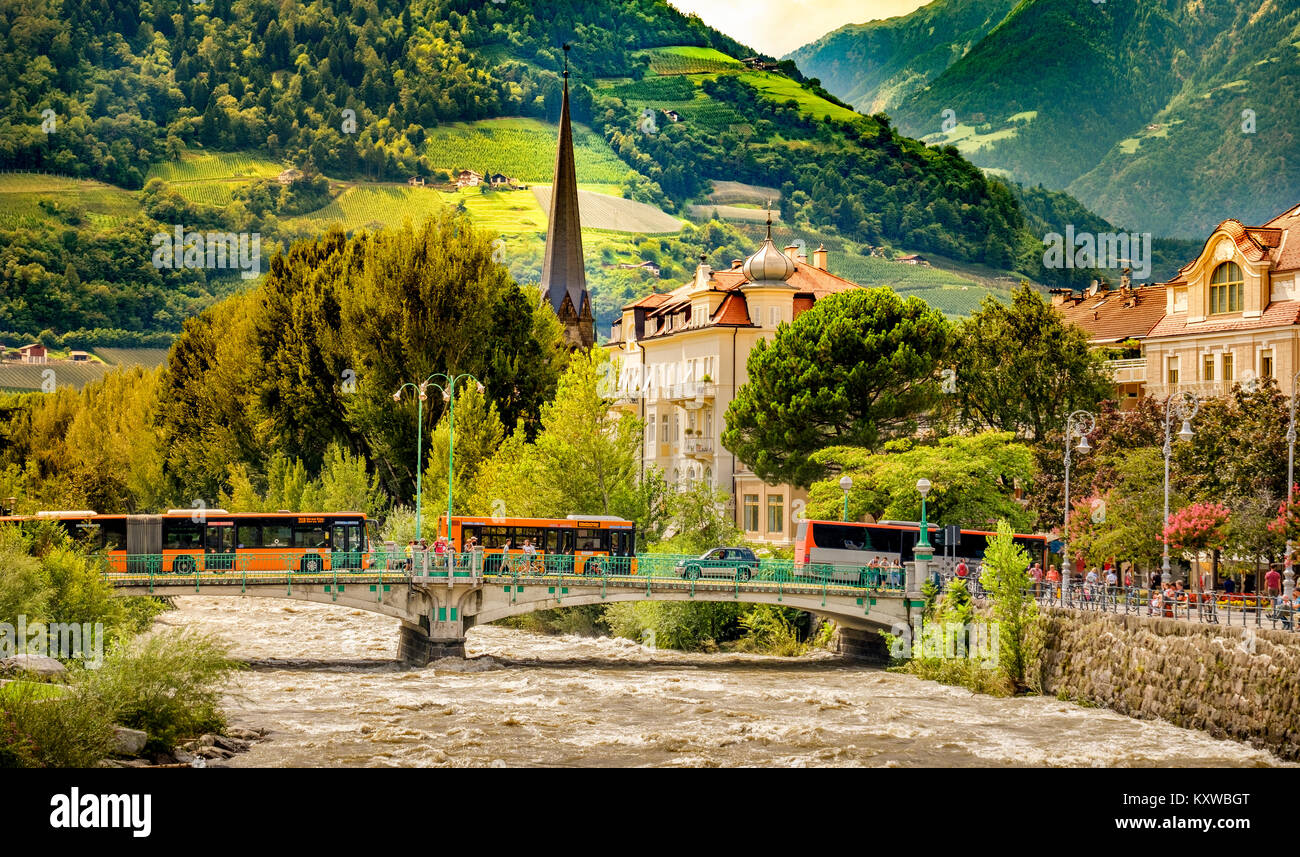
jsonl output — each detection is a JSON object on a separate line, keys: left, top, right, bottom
{"left": 540, "top": 44, "right": 594, "bottom": 350}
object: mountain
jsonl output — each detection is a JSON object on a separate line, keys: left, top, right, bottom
{"left": 0, "top": 0, "right": 1109, "bottom": 343}
{"left": 785, "top": 0, "right": 1017, "bottom": 115}
{"left": 788, "top": 0, "right": 1300, "bottom": 240}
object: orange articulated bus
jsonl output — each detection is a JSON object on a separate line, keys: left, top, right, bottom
{"left": 439, "top": 514, "right": 637, "bottom": 575}
{"left": 0, "top": 510, "right": 377, "bottom": 574}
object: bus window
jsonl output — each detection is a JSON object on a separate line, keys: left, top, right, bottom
{"left": 460, "top": 525, "right": 483, "bottom": 548}
{"left": 163, "top": 521, "right": 203, "bottom": 551}
{"left": 293, "top": 526, "right": 327, "bottom": 549}
{"left": 544, "top": 528, "right": 561, "bottom": 553}
{"left": 100, "top": 519, "right": 126, "bottom": 552}
{"left": 811, "top": 523, "right": 868, "bottom": 551}
{"left": 517, "top": 527, "right": 545, "bottom": 548}
{"left": 237, "top": 525, "right": 261, "bottom": 549}
{"left": 263, "top": 524, "right": 292, "bottom": 548}
{"left": 575, "top": 528, "right": 607, "bottom": 552}
{"left": 482, "top": 526, "right": 512, "bottom": 548}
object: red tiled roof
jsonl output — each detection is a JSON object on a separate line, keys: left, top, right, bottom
{"left": 711, "top": 293, "right": 752, "bottom": 326}
{"left": 628, "top": 258, "right": 863, "bottom": 340}
{"left": 1055, "top": 286, "right": 1167, "bottom": 342}
{"left": 1166, "top": 205, "right": 1300, "bottom": 284}
{"left": 1148, "top": 299, "right": 1300, "bottom": 338}
{"left": 1263, "top": 203, "right": 1300, "bottom": 273}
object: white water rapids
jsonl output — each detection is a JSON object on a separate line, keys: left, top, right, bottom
{"left": 162, "top": 597, "right": 1288, "bottom": 767}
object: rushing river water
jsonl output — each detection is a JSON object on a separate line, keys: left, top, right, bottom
{"left": 165, "top": 596, "right": 1288, "bottom": 767}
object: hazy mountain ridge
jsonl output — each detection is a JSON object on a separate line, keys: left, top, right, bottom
{"left": 789, "top": 0, "right": 1300, "bottom": 239}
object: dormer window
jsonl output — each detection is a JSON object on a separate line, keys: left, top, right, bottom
{"left": 1210, "top": 262, "right": 1243, "bottom": 314}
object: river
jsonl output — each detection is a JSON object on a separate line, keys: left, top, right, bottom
{"left": 164, "top": 596, "right": 1288, "bottom": 767}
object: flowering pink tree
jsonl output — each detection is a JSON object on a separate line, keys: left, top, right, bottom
{"left": 1268, "top": 485, "right": 1300, "bottom": 549}
{"left": 1165, "top": 502, "right": 1231, "bottom": 575}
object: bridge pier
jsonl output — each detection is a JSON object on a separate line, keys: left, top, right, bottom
{"left": 832, "top": 627, "right": 891, "bottom": 665}
{"left": 398, "top": 621, "right": 465, "bottom": 666}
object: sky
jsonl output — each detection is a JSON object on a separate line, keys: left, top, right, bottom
{"left": 668, "top": 0, "right": 931, "bottom": 57}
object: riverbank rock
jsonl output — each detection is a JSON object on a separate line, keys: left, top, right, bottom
{"left": 112, "top": 727, "right": 148, "bottom": 755}
{"left": 0, "top": 654, "right": 67, "bottom": 678}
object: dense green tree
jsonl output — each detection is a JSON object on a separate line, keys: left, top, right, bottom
{"left": 952, "top": 282, "right": 1114, "bottom": 442}
{"left": 723, "top": 288, "right": 950, "bottom": 488}
{"left": 804, "top": 432, "right": 1037, "bottom": 532}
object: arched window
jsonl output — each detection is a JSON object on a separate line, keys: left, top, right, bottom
{"left": 1210, "top": 262, "right": 1243, "bottom": 314}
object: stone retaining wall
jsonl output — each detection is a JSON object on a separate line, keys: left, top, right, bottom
{"left": 1036, "top": 608, "right": 1300, "bottom": 761}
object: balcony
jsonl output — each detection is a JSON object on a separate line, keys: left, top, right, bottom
{"left": 1144, "top": 380, "right": 1236, "bottom": 400}
{"left": 683, "top": 436, "right": 714, "bottom": 458}
{"left": 1106, "top": 358, "right": 1146, "bottom": 385}
{"left": 665, "top": 381, "right": 716, "bottom": 406}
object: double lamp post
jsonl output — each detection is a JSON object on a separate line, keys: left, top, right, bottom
{"left": 392, "top": 373, "right": 484, "bottom": 544}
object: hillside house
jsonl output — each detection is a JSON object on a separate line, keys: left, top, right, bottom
{"left": 277, "top": 168, "right": 303, "bottom": 185}
{"left": 455, "top": 169, "right": 483, "bottom": 188}
{"left": 18, "top": 344, "right": 46, "bottom": 364}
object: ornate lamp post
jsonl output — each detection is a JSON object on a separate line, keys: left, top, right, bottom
{"left": 1061, "top": 410, "right": 1096, "bottom": 606}
{"left": 1285, "top": 370, "right": 1300, "bottom": 598}
{"left": 393, "top": 373, "right": 484, "bottom": 543}
{"left": 1162, "top": 390, "right": 1199, "bottom": 582}
{"left": 839, "top": 475, "right": 853, "bottom": 522}
{"left": 916, "top": 478, "right": 932, "bottom": 548}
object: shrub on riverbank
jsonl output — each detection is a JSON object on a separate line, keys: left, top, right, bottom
{"left": 0, "top": 682, "right": 116, "bottom": 768}
{"left": 83, "top": 629, "right": 240, "bottom": 754}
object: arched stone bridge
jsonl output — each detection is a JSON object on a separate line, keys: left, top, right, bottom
{"left": 107, "top": 562, "right": 925, "bottom": 665}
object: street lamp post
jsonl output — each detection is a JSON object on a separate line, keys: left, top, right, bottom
{"left": 1061, "top": 410, "right": 1096, "bottom": 606}
{"left": 1162, "top": 390, "right": 1199, "bottom": 584}
{"left": 839, "top": 475, "right": 853, "bottom": 522}
{"left": 1285, "top": 370, "right": 1300, "bottom": 599}
{"left": 393, "top": 373, "right": 484, "bottom": 544}
{"left": 916, "top": 478, "right": 932, "bottom": 548}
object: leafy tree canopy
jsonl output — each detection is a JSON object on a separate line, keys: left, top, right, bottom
{"left": 722, "top": 288, "right": 950, "bottom": 488}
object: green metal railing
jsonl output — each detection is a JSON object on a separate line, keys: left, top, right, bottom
{"left": 103, "top": 550, "right": 906, "bottom": 600}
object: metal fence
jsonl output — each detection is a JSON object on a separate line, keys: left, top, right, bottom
{"left": 930, "top": 569, "right": 1298, "bottom": 633}
{"left": 101, "top": 549, "right": 909, "bottom": 596}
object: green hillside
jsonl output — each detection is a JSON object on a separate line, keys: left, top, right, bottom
{"left": 422, "top": 118, "right": 634, "bottom": 184}
{"left": 791, "top": 0, "right": 1300, "bottom": 239}
{"left": 0, "top": 0, "right": 1113, "bottom": 343}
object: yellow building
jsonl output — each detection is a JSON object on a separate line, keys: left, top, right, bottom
{"left": 1145, "top": 207, "right": 1300, "bottom": 398}
{"left": 604, "top": 225, "right": 861, "bottom": 546}
{"left": 1057, "top": 204, "right": 1300, "bottom": 401}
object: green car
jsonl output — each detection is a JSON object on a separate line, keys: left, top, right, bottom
{"left": 677, "top": 547, "right": 759, "bottom": 582}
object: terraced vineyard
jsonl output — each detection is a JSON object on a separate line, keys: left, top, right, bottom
{"left": 287, "top": 184, "right": 548, "bottom": 234}
{"left": 93, "top": 348, "right": 171, "bottom": 369}
{"left": 0, "top": 172, "right": 139, "bottom": 228}
{"left": 423, "top": 118, "right": 633, "bottom": 184}
{"left": 145, "top": 151, "right": 284, "bottom": 183}
{"left": 145, "top": 151, "right": 285, "bottom": 207}
{"left": 0, "top": 361, "right": 110, "bottom": 392}
{"left": 829, "top": 255, "right": 1006, "bottom": 318}
{"left": 639, "top": 46, "right": 744, "bottom": 75}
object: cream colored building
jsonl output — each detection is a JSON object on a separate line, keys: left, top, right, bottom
{"left": 604, "top": 229, "right": 861, "bottom": 546}
{"left": 1057, "top": 204, "right": 1300, "bottom": 402}
{"left": 1145, "top": 208, "right": 1300, "bottom": 398}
